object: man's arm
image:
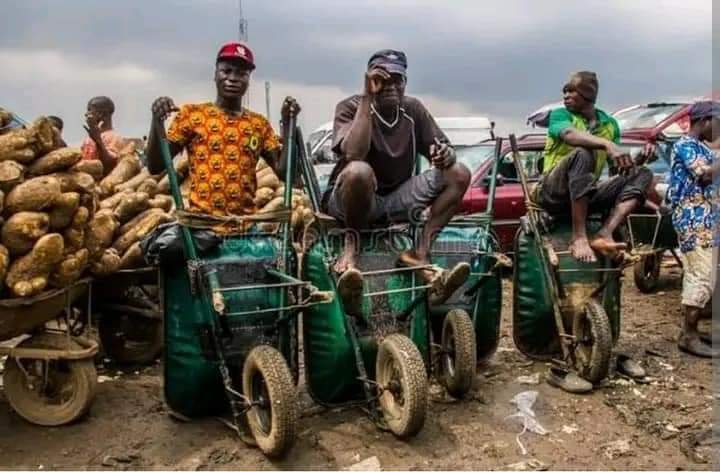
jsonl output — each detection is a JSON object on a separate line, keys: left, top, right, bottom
{"left": 555, "top": 118, "right": 632, "bottom": 169}
{"left": 339, "top": 68, "right": 388, "bottom": 161}
{"left": 262, "top": 97, "right": 301, "bottom": 184}
{"left": 145, "top": 97, "right": 183, "bottom": 175}
{"left": 84, "top": 118, "right": 118, "bottom": 176}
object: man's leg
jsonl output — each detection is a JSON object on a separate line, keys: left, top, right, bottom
{"left": 678, "top": 247, "right": 719, "bottom": 357}
{"left": 539, "top": 148, "right": 597, "bottom": 262}
{"left": 590, "top": 167, "right": 654, "bottom": 254}
{"left": 400, "top": 162, "right": 471, "bottom": 266}
{"left": 327, "top": 161, "right": 377, "bottom": 273}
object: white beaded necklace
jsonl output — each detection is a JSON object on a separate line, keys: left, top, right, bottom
{"left": 370, "top": 103, "right": 400, "bottom": 128}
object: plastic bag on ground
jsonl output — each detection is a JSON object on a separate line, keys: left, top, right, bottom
{"left": 505, "top": 390, "right": 548, "bottom": 455}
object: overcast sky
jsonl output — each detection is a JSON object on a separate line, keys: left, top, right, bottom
{"left": 0, "top": 0, "right": 712, "bottom": 145}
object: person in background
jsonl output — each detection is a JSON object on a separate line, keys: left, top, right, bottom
{"left": 81, "top": 96, "right": 132, "bottom": 175}
{"left": 537, "top": 71, "right": 653, "bottom": 263}
{"left": 47, "top": 115, "right": 67, "bottom": 147}
{"left": 668, "top": 101, "right": 720, "bottom": 358}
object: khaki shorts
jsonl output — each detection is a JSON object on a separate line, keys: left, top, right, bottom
{"left": 681, "top": 246, "right": 717, "bottom": 308}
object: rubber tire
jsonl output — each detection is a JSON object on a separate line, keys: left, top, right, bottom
{"left": 438, "top": 309, "right": 477, "bottom": 398}
{"left": 376, "top": 334, "right": 428, "bottom": 438}
{"left": 3, "top": 333, "right": 97, "bottom": 426}
{"left": 98, "top": 311, "right": 163, "bottom": 365}
{"left": 571, "top": 300, "right": 612, "bottom": 384}
{"left": 242, "top": 345, "right": 298, "bottom": 458}
{"left": 633, "top": 253, "right": 661, "bottom": 294}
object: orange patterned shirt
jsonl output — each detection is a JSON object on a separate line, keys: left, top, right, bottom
{"left": 167, "top": 103, "right": 280, "bottom": 217}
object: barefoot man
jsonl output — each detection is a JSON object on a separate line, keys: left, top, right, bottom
{"left": 669, "top": 101, "right": 719, "bottom": 358}
{"left": 321, "top": 49, "right": 471, "bottom": 309}
{"left": 536, "top": 71, "right": 653, "bottom": 262}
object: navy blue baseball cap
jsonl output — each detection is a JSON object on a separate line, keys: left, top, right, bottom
{"left": 368, "top": 49, "right": 407, "bottom": 76}
{"left": 689, "top": 101, "right": 720, "bottom": 121}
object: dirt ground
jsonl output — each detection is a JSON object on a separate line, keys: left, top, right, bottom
{"left": 0, "top": 261, "right": 716, "bottom": 471}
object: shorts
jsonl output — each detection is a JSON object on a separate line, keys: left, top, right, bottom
{"left": 324, "top": 165, "right": 446, "bottom": 225}
{"left": 681, "top": 246, "right": 717, "bottom": 308}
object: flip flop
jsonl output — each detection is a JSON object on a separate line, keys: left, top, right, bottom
{"left": 546, "top": 366, "right": 593, "bottom": 394}
{"left": 616, "top": 354, "right": 646, "bottom": 380}
{"left": 428, "top": 262, "right": 471, "bottom": 305}
{"left": 337, "top": 267, "right": 364, "bottom": 316}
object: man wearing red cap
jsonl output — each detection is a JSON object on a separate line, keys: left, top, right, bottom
{"left": 145, "top": 42, "right": 299, "bottom": 220}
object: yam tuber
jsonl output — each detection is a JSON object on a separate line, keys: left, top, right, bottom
{"left": 48, "top": 192, "right": 80, "bottom": 230}
{"left": 90, "top": 248, "right": 121, "bottom": 276}
{"left": 119, "top": 242, "right": 144, "bottom": 270}
{"left": 71, "top": 160, "right": 104, "bottom": 181}
{"left": 148, "top": 195, "right": 173, "bottom": 212}
{"left": 51, "top": 171, "right": 95, "bottom": 194}
{"left": 27, "top": 147, "right": 82, "bottom": 176}
{"left": 137, "top": 178, "right": 158, "bottom": 197}
{"left": 1, "top": 212, "right": 50, "bottom": 256}
{"left": 114, "top": 168, "right": 150, "bottom": 193}
{"left": 6, "top": 233, "right": 65, "bottom": 297}
{"left": 0, "top": 160, "right": 25, "bottom": 192}
{"left": 113, "top": 191, "right": 150, "bottom": 223}
{"left": 85, "top": 209, "right": 119, "bottom": 259}
{"left": 5, "top": 176, "right": 61, "bottom": 213}
{"left": 118, "top": 208, "right": 164, "bottom": 235}
{"left": 99, "top": 188, "right": 133, "bottom": 210}
{"left": 113, "top": 211, "right": 172, "bottom": 254}
{"left": 0, "top": 244, "right": 8, "bottom": 285}
{"left": 98, "top": 155, "right": 140, "bottom": 197}
{"left": 50, "top": 249, "right": 89, "bottom": 288}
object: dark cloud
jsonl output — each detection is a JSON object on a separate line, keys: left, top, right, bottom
{"left": 0, "top": 0, "right": 712, "bottom": 141}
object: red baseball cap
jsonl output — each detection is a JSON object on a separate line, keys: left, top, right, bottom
{"left": 216, "top": 42, "right": 255, "bottom": 70}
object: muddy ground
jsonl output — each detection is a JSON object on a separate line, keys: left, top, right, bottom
{"left": 0, "top": 261, "right": 716, "bottom": 470}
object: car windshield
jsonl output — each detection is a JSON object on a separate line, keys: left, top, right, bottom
{"left": 614, "top": 104, "right": 685, "bottom": 130}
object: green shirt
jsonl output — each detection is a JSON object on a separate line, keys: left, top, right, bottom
{"left": 543, "top": 107, "right": 621, "bottom": 178}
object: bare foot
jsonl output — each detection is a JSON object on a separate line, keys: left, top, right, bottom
{"left": 334, "top": 246, "right": 357, "bottom": 274}
{"left": 589, "top": 236, "right": 627, "bottom": 258}
{"left": 569, "top": 237, "right": 597, "bottom": 263}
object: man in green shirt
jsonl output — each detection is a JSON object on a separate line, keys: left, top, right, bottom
{"left": 537, "top": 71, "right": 653, "bottom": 262}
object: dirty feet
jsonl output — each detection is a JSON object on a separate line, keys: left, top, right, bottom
{"left": 569, "top": 237, "right": 597, "bottom": 263}
{"left": 589, "top": 236, "right": 627, "bottom": 258}
{"left": 678, "top": 334, "right": 720, "bottom": 358}
{"left": 334, "top": 249, "right": 358, "bottom": 275}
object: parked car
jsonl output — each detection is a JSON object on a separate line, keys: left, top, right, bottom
{"left": 456, "top": 133, "right": 670, "bottom": 254}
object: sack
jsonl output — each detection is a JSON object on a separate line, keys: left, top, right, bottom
{"left": 140, "top": 222, "right": 222, "bottom": 266}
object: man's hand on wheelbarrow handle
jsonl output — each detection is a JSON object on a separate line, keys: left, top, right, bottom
{"left": 152, "top": 96, "right": 180, "bottom": 124}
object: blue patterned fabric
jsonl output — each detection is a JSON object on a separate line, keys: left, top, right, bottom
{"left": 668, "top": 136, "right": 719, "bottom": 253}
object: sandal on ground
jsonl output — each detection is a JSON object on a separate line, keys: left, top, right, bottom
{"left": 616, "top": 353, "right": 646, "bottom": 380}
{"left": 546, "top": 366, "right": 593, "bottom": 394}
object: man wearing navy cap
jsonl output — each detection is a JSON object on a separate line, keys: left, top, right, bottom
{"left": 669, "top": 100, "right": 720, "bottom": 357}
{"left": 146, "top": 42, "right": 300, "bottom": 221}
{"left": 323, "top": 49, "right": 471, "bottom": 310}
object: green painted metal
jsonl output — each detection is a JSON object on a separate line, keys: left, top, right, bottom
{"left": 512, "top": 221, "right": 621, "bottom": 359}
{"left": 429, "top": 224, "right": 502, "bottom": 361}
{"left": 302, "top": 230, "right": 429, "bottom": 405}
{"left": 163, "top": 235, "right": 297, "bottom": 417}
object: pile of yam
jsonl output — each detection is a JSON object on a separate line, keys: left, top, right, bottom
{"left": 254, "top": 158, "right": 313, "bottom": 233}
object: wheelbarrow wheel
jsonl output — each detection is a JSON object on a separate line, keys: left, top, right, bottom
{"left": 571, "top": 300, "right": 612, "bottom": 384}
{"left": 98, "top": 310, "right": 163, "bottom": 365}
{"left": 376, "top": 334, "right": 427, "bottom": 438}
{"left": 242, "top": 345, "right": 297, "bottom": 458}
{"left": 438, "top": 309, "right": 477, "bottom": 398}
{"left": 633, "top": 252, "right": 661, "bottom": 293}
{"left": 3, "top": 333, "right": 97, "bottom": 426}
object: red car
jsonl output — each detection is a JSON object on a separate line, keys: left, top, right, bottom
{"left": 456, "top": 133, "right": 669, "bottom": 254}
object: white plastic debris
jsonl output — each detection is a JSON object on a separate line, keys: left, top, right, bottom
{"left": 505, "top": 391, "right": 548, "bottom": 455}
{"left": 516, "top": 373, "right": 541, "bottom": 385}
{"left": 346, "top": 456, "right": 381, "bottom": 471}
{"left": 561, "top": 424, "right": 579, "bottom": 434}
